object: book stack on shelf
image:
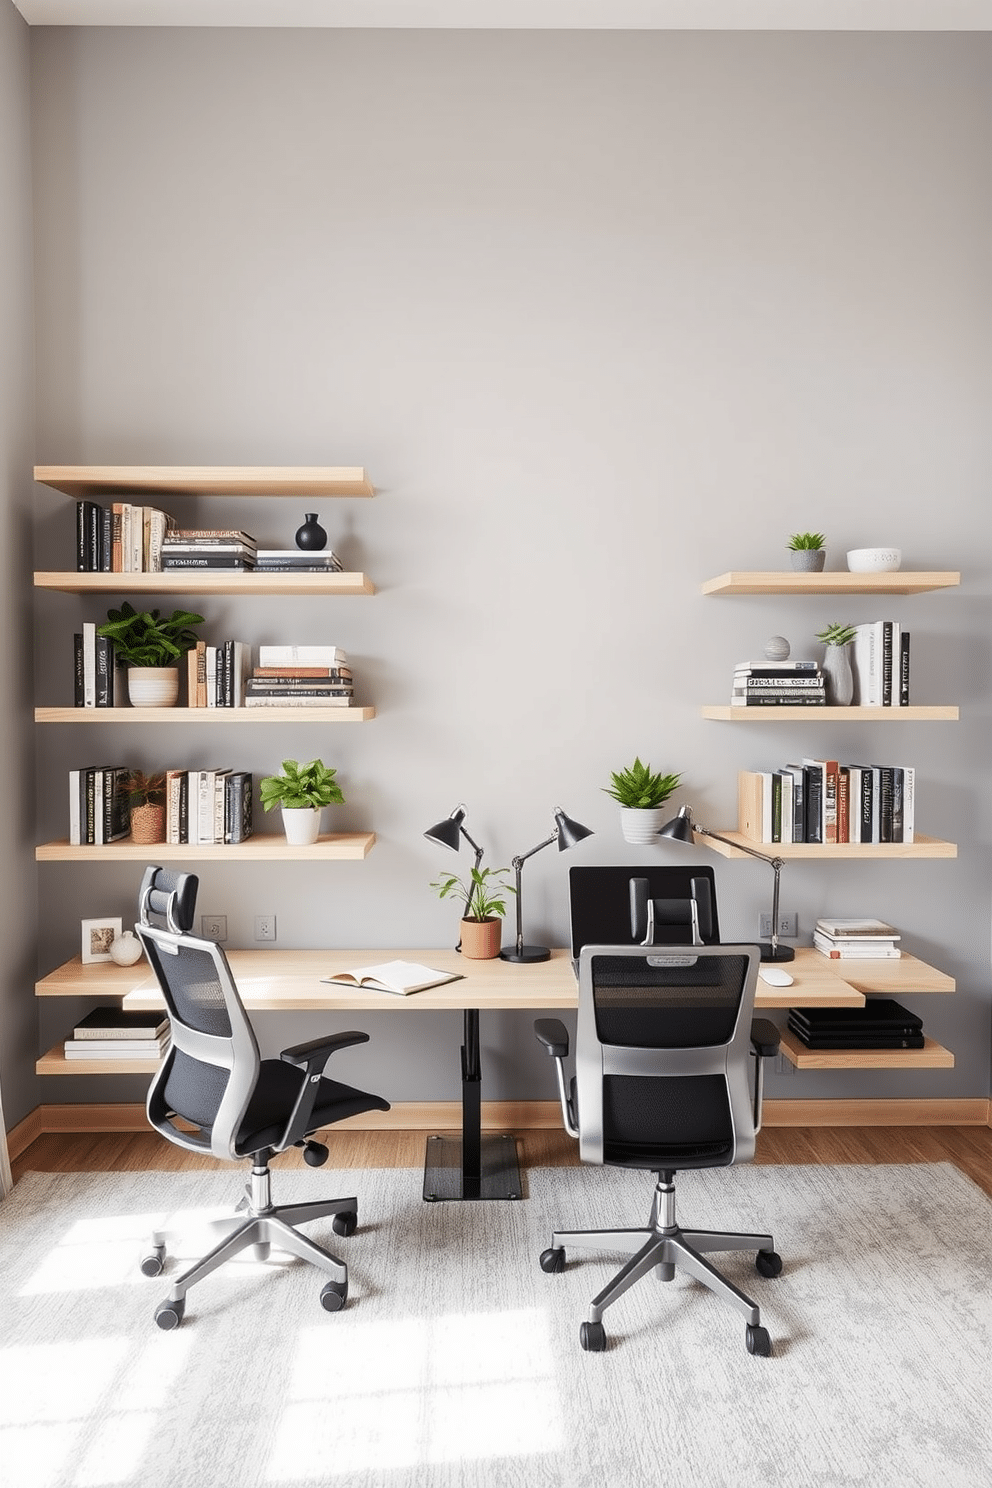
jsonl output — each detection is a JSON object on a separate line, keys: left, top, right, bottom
{"left": 63, "top": 1005, "right": 169, "bottom": 1062}
{"left": 68, "top": 764, "right": 130, "bottom": 845}
{"left": 161, "top": 529, "right": 257, "bottom": 571}
{"left": 813, "top": 916, "right": 902, "bottom": 960}
{"left": 165, "top": 767, "right": 253, "bottom": 844}
{"left": 73, "top": 622, "right": 127, "bottom": 708}
{"left": 739, "top": 760, "right": 915, "bottom": 845}
{"left": 253, "top": 548, "right": 344, "bottom": 574}
{"left": 852, "top": 620, "right": 910, "bottom": 706}
{"left": 787, "top": 998, "right": 923, "bottom": 1050}
{"left": 731, "top": 658, "right": 826, "bottom": 707}
{"left": 185, "top": 639, "right": 252, "bottom": 707}
{"left": 75, "top": 499, "right": 176, "bottom": 573}
{"left": 244, "top": 645, "right": 353, "bottom": 708}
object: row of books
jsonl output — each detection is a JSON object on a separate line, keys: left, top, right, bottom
{"left": 851, "top": 620, "right": 910, "bottom": 707}
{"left": 75, "top": 499, "right": 175, "bottom": 573}
{"left": 160, "top": 530, "right": 345, "bottom": 573}
{"left": 165, "top": 768, "right": 254, "bottom": 844}
{"left": 186, "top": 639, "right": 252, "bottom": 708}
{"left": 788, "top": 999, "right": 923, "bottom": 1050}
{"left": 812, "top": 916, "right": 902, "bottom": 960}
{"left": 732, "top": 660, "right": 825, "bottom": 707}
{"left": 63, "top": 1006, "right": 169, "bottom": 1061}
{"left": 184, "top": 643, "right": 355, "bottom": 708}
{"left": 68, "top": 764, "right": 130, "bottom": 845}
{"left": 73, "top": 624, "right": 127, "bottom": 708}
{"left": 738, "top": 761, "right": 916, "bottom": 845}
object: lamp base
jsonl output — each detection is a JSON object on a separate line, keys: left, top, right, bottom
{"left": 758, "top": 942, "right": 795, "bottom": 963}
{"left": 500, "top": 944, "right": 551, "bottom": 964}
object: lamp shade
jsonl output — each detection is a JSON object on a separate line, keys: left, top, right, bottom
{"left": 554, "top": 808, "right": 594, "bottom": 850}
{"left": 658, "top": 805, "right": 695, "bottom": 844}
{"left": 424, "top": 805, "right": 467, "bottom": 853}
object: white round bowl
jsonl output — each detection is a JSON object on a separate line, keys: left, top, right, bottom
{"left": 846, "top": 547, "right": 901, "bottom": 573}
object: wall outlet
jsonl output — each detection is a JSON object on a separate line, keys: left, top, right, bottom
{"left": 759, "top": 911, "right": 797, "bottom": 939}
{"left": 254, "top": 914, "right": 277, "bottom": 942}
{"left": 200, "top": 915, "right": 227, "bottom": 943}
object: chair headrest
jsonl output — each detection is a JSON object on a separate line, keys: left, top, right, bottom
{"left": 138, "top": 865, "right": 199, "bottom": 934}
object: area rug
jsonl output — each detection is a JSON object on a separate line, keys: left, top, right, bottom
{"left": 1, "top": 1162, "right": 990, "bottom": 1488}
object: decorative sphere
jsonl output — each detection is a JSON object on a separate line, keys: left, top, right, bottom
{"left": 109, "top": 931, "right": 144, "bottom": 966}
{"left": 763, "top": 636, "right": 791, "bottom": 662}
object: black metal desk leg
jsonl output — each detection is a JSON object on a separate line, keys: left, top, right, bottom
{"left": 423, "top": 1008, "right": 522, "bottom": 1201}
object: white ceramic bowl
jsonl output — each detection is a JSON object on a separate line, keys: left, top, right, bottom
{"left": 846, "top": 547, "right": 901, "bottom": 573}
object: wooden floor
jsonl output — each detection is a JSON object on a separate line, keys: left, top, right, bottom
{"left": 13, "top": 1124, "right": 992, "bottom": 1198}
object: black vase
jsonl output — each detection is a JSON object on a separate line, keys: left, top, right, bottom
{"left": 295, "top": 513, "right": 327, "bottom": 551}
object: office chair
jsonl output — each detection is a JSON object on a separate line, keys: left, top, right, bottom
{"left": 535, "top": 943, "right": 782, "bottom": 1356}
{"left": 134, "top": 865, "right": 391, "bottom": 1330}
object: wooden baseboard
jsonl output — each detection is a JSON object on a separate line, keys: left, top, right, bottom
{"left": 8, "top": 1095, "right": 992, "bottom": 1157}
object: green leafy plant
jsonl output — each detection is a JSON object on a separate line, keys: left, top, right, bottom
{"left": 787, "top": 531, "right": 826, "bottom": 551}
{"left": 124, "top": 770, "right": 167, "bottom": 807}
{"left": 816, "top": 622, "right": 857, "bottom": 647}
{"left": 97, "top": 601, "right": 204, "bottom": 668}
{"left": 430, "top": 865, "right": 516, "bottom": 922}
{"left": 258, "top": 758, "right": 345, "bottom": 812}
{"left": 603, "top": 757, "right": 681, "bottom": 810}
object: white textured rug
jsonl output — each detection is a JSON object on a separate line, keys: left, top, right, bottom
{"left": 1, "top": 1162, "right": 990, "bottom": 1488}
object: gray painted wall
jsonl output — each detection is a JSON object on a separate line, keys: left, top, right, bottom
{"left": 19, "top": 26, "right": 992, "bottom": 1113}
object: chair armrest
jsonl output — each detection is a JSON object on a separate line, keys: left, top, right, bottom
{"left": 278, "top": 1030, "right": 371, "bottom": 1150}
{"left": 750, "top": 1019, "right": 780, "bottom": 1058}
{"left": 534, "top": 1018, "right": 570, "bottom": 1058}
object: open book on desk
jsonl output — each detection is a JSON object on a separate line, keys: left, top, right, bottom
{"left": 320, "top": 959, "right": 465, "bottom": 996}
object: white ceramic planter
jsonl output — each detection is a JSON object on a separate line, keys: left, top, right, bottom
{"left": 281, "top": 807, "right": 323, "bottom": 845}
{"left": 127, "top": 666, "right": 179, "bottom": 708}
{"left": 619, "top": 806, "right": 666, "bottom": 844}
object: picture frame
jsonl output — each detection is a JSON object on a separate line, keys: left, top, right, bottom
{"left": 81, "top": 916, "right": 123, "bottom": 964}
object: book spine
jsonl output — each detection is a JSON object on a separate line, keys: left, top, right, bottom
{"left": 82, "top": 622, "right": 96, "bottom": 708}
{"left": 837, "top": 766, "right": 850, "bottom": 844}
{"left": 68, "top": 768, "right": 81, "bottom": 845}
{"left": 900, "top": 631, "right": 911, "bottom": 707}
{"left": 101, "top": 506, "right": 112, "bottom": 571}
{"left": 804, "top": 765, "right": 823, "bottom": 844}
{"left": 161, "top": 555, "right": 254, "bottom": 569}
{"left": 737, "top": 770, "right": 767, "bottom": 843}
{"left": 94, "top": 636, "right": 111, "bottom": 707}
{"left": 73, "top": 634, "right": 85, "bottom": 707}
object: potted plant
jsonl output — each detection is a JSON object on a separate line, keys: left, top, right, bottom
{"left": 787, "top": 531, "right": 827, "bottom": 573}
{"left": 97, "top": 600, "right": 205, "bottom": 707}
{"left": 816, "top": 622, "right": 857, "bottom": 705}
{"left": 430, "top": 864, "right": 515, "bottom": 959}
{"left": 603, "top": 757, "right": 682, "bottom": 844}
{"left": 259, "top": 758, "right": 344, "bottom": 845}
{"left": 125, "top": 769, "right": 167, "bottom": 845}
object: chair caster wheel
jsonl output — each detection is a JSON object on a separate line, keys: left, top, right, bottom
{"left": 580, "top": 1321, "right": 606, "bottom": 1352}
{"left": 154, "top": 1297, "right": 185, "bottom": 1331}
{"left": 540, "top": 1247, "right": 566, "bottom": 1274}
{"left": 303, "top": 1141, "right": 329, "bottom": 1168}
{"left": 140, "top": 1246, "right": 165, "bottom": 1277}
{"left": 332, "top": 1210, "right": 357, "bottom": 1237}
{"left": 252, "top": 1242, "right": 271, "bottom": 1261}
{"left": 746, "top": 1323, "right": 771, "bottom": 1356}
{"left": 320, "top": 1280, "right": 348, "bottom": 1313}
{"left": 756, "top": 1249, "right": 782, "bottom": 1278}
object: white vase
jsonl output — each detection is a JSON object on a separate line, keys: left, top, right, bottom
{"left": 619, "top": 806, "right": 666, "bottom": 844}
{"left": 127, "top": 666, "right": 179, "bottom": 707}
{"left": 281, "top": 806, "right": 323, "bottom": 845}
{"left": 109, "top": 930, "right": 144, "bottom": 966}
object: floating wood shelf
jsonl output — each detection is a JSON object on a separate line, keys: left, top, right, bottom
{"left": 36, "top": 705, "right": 375, "bottom": 724}
{"left": 36, "top": 833, "right": 376, "bottom": 862}
{"left": 702, "top": 705, "right": 958, "bottom": 722}
{"left": 34, "top": 465, "right": 375, "bottom": 498}
{"left": 36, "top": 1043, "right": 163, "bottom": 1076}
{"left": 702, "top": 571, "right": 960, "bottom": 596}
{"left": 697, "top": 831, "right": 956, "bottom": 860}
{"left": 778, "top": 1028, "right": 954, "bottom": 1071}
{"left": 34, "top": 571, "right": 375, "bottom": 596}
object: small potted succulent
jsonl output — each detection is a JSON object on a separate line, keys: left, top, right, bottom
{"left": 816, "top": 622, "right": 857, "bottom": 705}
{"left": 430, "top": 864, "right": 515, "bottom": 959}
{"left": 125, "top": 769, "right": 168, "bottom": 845}
{"left": 259, "top": 758, "right": 344, "bottom": 844}
{"left": 603, "top": 757, "right": 682, "bottom": 844}
{"left": 787, "top": 531, "right": 827, "bottom": 573}
{"left": 97, "top": 600, "right": 205, "bottom": 707}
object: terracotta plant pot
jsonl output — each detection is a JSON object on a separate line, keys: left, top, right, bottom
{"left": 130, "top": 803, "right": 166, "bottom": 845}
{"left": 460, "top": 916, "right": 503, "bottom": 959}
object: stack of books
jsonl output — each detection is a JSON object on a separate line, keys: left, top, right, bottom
{"left": 731, "top": 659, "right": 826, "bottom": 707}
{"left": 165, "top": 768, "right": 253, "bottom": 844}
{"left": 852, "top": 620, "right": 910, "bottom": 706}
{"left": 787, "top": 999, "right": 923, "bottom": 1050}
{"left": 185, "top": 639, "right": 252, "bottom": 707}
{"left": 68, "top": 764, "right": 130, "bottom": 845}
{"left": 813, "top": 916, "right": 902, "bottom": 959}
{"left": 63, "top": 1006, "right": 170, "bottom": 1061}
{"left": 252, "top": 548, "right": 344, "bottom": 574}
{"left": 161, "top": 529, "right": 257, "bottom": 571}
{"left": 738, "top": 761, "right": 915, "bottom": 845}
{"left": 244, "top": 645, "right": 353, "bottom": 708}
{"left": 75, "top": 500, "right": 176, "bottom": 573}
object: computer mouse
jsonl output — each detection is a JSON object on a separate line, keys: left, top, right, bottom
{"left": 759, "top": 966, "right": 794, "bottom": 987}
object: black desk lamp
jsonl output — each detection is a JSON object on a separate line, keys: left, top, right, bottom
{"left": 658, "top": 804, "right": 795, "bottom": 963}
{"left": 500, "top": 807, "right": 594, "bottom": 964}
{"left": 425, "top": 804, "right": 484, "bottom": 918}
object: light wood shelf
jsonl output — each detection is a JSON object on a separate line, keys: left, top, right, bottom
{"left": 36, "top": 1043, "right": 163, "bottom": 1076}
{"left": 702, "top": 705, "right": 958, "bottom": 722}
{"left": 36, "top": 833, "right": 376, "bottom": 862}
{"left": 36, "top": 705, "right": 375, "bottom": 724}
{"left": 778, "top": 1028, "right": 954, "bottom": 1071}
{"left": 697, "top": 831, "right": 956, "bottom": 860}
{"left": 34, "top": 570, "right": 375, "bottom": 596}
{"left": 702, "top": 571, "right": 960, "bottom": 596}
{"left": 34, "top": 465, "right": 374, "bottom": 498}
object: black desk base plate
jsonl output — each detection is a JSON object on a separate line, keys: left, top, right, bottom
{"left": 423, "top": 1134, "right": 522, "bottom": 1202}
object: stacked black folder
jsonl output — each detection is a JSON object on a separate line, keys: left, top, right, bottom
{"left": 788, "top": 999, "right": 925, "bottom": 1050}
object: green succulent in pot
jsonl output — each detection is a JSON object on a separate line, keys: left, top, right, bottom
{"left": 259, "top": 759, "right": 345, "bottom": 811}
{"left": 787, "top": 531, "right": 826, "bottom": 552}
{"left": 603, "top": 757, "right": 681, "bottom": 810}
